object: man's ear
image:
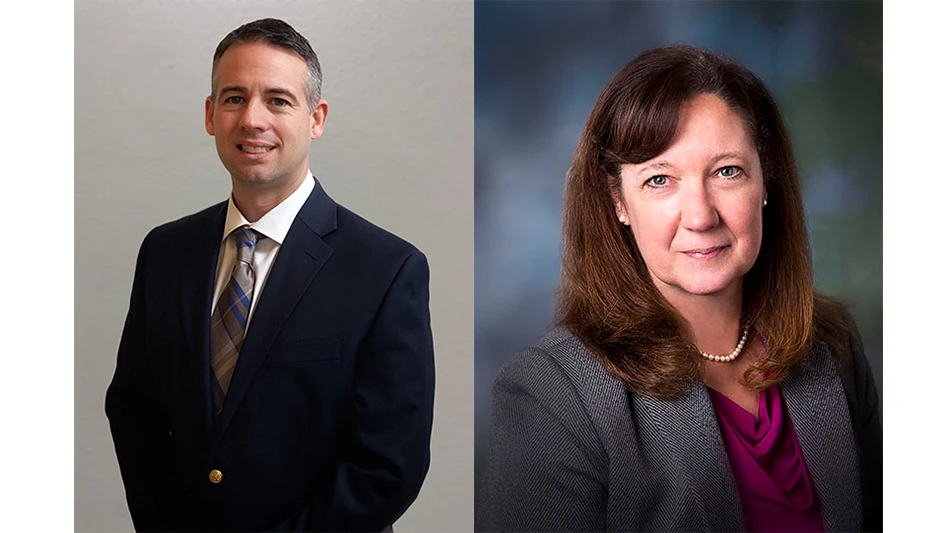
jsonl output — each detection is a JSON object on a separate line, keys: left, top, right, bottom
{"left": 205, "top": 97, "right": 215, "bottom": 136}
{"left": 310, "top": 100, "right": 329, "bottom": 139}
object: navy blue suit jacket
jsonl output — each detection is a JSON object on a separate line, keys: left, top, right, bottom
{"left": 105, "top": 179, "right": 435, "bottom": 532}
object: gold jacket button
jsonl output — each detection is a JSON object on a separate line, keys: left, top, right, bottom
{"left": 209, "top": 469, "right": 223, "bottom": 484}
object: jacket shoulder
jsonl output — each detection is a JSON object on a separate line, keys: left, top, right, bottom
{"left": 503, "top": 328, "right": 625, "bottom": 397}
{"left": 131, "top": 202, "right": 226, "bottom": 262}
{"left": 144, "top": 201, "right": 227, "bottom": 243}
{"left": 331, "top": 204, "right": 427, "bottom": 265}
{"left": 494, "top": 328, "right": 629, "bottom": 438}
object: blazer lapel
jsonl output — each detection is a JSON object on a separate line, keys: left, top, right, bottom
{"left": 177, "top": 202, "right": 228, "bottom": 434}
{"left": 781, "top": 342, "right": 863, "bottom": 532}
{"left": 632, "top": 381, "right": 745, "bottom": 531}
{"left": 213, "top": 182, "right": 338, "bottom": 442}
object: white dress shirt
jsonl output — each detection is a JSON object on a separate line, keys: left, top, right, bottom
{"left": 210, "top": 171, "right": 316, "bottom": 328}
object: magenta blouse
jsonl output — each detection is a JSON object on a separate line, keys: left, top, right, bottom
{"left": 707, "top": 384, "right": 824, "bottom": 532}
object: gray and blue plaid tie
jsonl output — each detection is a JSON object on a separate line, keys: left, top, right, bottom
{"left": 210, "top": 226, "right": 259, "bottom": 412}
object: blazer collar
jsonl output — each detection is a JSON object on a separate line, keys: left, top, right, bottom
{"left": 780, "top": 341, "right": 863, "bottom": 531}
{"left": 628, "top": 341, "right": 862, "bottom": 532}
{"left": 632, "top": 381, "right": 746, "bottom": 532}
{"left": 212, "top": 181, "right": 337, "bottom": 442}
{"left": 294, "top": 177, "right": 337, "bottom": 237}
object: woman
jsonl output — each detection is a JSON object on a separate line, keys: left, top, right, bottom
{"left": 477, "top": 45, "right": 881, "bottom": 532}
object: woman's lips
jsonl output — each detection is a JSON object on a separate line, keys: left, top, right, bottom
{"left": 682, "top": 245, "right": 728, "bottom": 259}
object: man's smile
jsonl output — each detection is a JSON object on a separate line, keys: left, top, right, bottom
{"left": 237, "top": 143, "right": 276, "bottom": 154}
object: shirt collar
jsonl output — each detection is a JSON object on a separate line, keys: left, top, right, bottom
{"left": 221, "top": 170, "right": 316, "bottom": 245}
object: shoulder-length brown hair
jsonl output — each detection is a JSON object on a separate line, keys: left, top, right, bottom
{"left": 557, "top": 44, "right": 852, "bottom": 399}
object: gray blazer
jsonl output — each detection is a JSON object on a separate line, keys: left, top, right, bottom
{"left": 477, "top": 327, "right": 882, "bottom": 532}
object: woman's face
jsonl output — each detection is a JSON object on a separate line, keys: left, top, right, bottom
{"left": 614, "top": 93, "right": 766, "bottom": 301}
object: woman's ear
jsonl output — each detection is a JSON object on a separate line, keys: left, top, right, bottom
{"left": 615, "top": 201, "right": 629, "bottom": 225}
{"left": 611, "top": 178, "right": 629, "bottom": 225}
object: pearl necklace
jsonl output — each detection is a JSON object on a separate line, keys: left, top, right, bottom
{"left": 699, "top": 326, "right": 751, "bottom": 363}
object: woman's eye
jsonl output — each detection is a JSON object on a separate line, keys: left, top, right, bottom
{"left": 645, "top": 175, "right": 669, "bottom": 187}
{"left": 718, "top": 166, "right": 742, "bottom": 178}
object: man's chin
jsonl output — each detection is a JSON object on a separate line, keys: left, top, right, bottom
{"left": 230, "top": 171, "right": 277, "bottom": 189}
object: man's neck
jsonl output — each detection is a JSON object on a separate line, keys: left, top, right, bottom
{"left": 231, "top": 170, "right": 308, "bottom": 222}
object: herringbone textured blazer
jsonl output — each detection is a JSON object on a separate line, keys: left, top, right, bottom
{"left": 477, "top": 327, "right": 882, "bottom": 532}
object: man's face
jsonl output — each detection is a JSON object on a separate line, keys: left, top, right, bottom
{"left": 205, "top": 42, "right": 327, "bottom": 195}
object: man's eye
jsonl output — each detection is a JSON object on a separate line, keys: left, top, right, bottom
{"left": 273, "top": 98, "right": 288, "bottom": 106}
{"left": 224, "top": 96, "right": 243, "bottom": 104}
{"left": 718, "top": 166, "right": 742, "bottom": 178}
{"left": 645, "top": 175, "right": 669, "bottom": 187}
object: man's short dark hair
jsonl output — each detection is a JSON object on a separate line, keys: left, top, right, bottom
{"left": 211, "top": 18, "right": 322, "bottom": 110}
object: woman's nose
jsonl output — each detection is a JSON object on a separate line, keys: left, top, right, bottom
{"left": 680, "top": 182, "right": 719, "bottom": 231}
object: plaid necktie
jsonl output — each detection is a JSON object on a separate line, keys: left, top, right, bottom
{"left": 210, "top": 226, "right": 260, "bottom": 412}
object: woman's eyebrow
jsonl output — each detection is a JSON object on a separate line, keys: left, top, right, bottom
{"left": 708, "top": 151, "right": 747, "bottom": 163}
{"left": 638, "top": 160, "right": 674, "bottom": 174}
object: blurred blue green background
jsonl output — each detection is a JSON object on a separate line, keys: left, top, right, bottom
{"left": 474, "top": 0, "right": 881, "bottom": 494}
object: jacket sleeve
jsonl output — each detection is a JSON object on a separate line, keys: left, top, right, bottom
{"left": 104, "top": 231, "right": 178, "bottom": 532}
{"left": 312, "top": 249, "right": 436, "bottom": 532}
{"left": 476, "top": 348, "right": 607, "bottom": 532}
{"left": 838, "top": 317, "right": 882, "bottom": 533}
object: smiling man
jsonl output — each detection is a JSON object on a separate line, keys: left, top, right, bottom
{"left": 105, "top": 19, "right": 435, "bottom": 532}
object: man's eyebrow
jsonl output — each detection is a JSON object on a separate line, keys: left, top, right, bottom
{"left": 264, "top": 87, "right": 300, "bottom": 103}
{"left": 218, "top": 85, "right": 247, "bottom": 95}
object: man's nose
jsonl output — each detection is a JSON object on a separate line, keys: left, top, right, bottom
{"left": 680, "top": 181, "right": 719, "bottom": 232}
{"left": 239, "top": 99, "right": 268, "bottom": 131}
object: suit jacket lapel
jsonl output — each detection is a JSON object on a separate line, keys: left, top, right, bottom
{"left": 781, "top": 342, "right": 863, "bottom": 532}
{"left": 178, "top": 202, "right": 228, "bottom": 434}
{"left": 632, "top": 381, "right": 745, "bottom": 531}
{"left": 633, "top": 343, "right": 862, "bottom": 532}
{"left": 213, "top": 181, "right": 338, "bottom": 442}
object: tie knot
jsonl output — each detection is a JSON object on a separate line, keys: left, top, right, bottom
{"left": 234, "top": 227, "right": 259, "bottom": 263}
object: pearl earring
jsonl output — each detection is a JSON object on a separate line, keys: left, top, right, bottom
{"left": 763, "top": 200, "right": 768, "bottom": 207}
{"left": 619, "top": 215, "right": 627, "bottom": 224}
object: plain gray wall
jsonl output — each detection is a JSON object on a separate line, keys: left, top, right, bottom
{"left": 75, "top": 2, "right": 473, "bottom": 531}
